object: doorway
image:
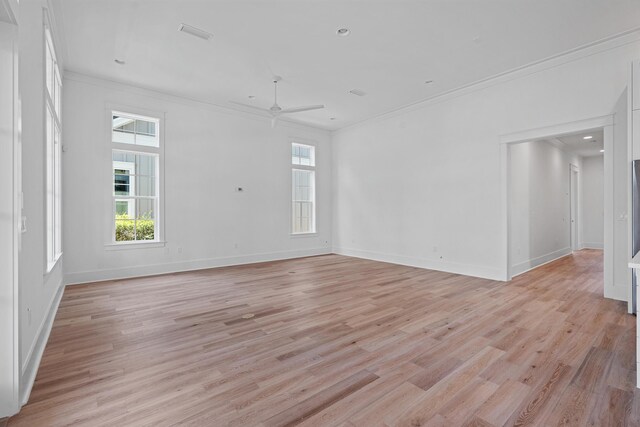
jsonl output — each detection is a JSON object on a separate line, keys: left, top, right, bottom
{"left": 501, "top": 115, "right": 618, "bottom": 299}
{"left": 570, "top": 164, "right": 579, "bottom": 251}
{"left": 506, "top": 132, "right": 600, "bottom": 277}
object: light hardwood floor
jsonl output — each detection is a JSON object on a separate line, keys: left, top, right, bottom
{"left": 8, "top": 250, "right": 638, "bottom": 426}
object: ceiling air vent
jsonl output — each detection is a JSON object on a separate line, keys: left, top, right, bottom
{"left": 178, "top": 23, "right": 213, "bottom": 41}
{"left": 348, "top": 89, "right": 366, "bottom": 97}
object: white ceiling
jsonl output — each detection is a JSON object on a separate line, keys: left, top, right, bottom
{"left": 547, "top": 129, "right": 604, "bottom": 158}
{"left": 53, "top": 0, "right": 640, "bottom": 130}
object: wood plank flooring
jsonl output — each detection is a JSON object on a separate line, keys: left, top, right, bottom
{"left": 8, "top": 249, "right": 639, "bottom": 426}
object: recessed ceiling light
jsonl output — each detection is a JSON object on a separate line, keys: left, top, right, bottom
{"left": 336, "top": 28, "right": 351, "bottom": 36}
{"left": 600, "top": 149, "right": 605, "bottom": 153}
{"left": 114, "top": 59, "right": 125, "bottom": 65}
{"left": 178, "top": 23, "right": 213, "bottom": 41}
{"left": 348, "top": 89, "right": 366, "bottom": 97}
{"left": 424, "top": 80, "right": 434, "bottom": 84}
{"left": 583, "top": 136, "right": 593, "bottom": 140}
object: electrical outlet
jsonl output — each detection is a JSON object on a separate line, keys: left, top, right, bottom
{"left": 177, "top": 247, "right": 183, "bottom": 254}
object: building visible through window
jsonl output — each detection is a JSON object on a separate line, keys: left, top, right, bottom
{"left": 111, "top": 112, "right": 160, "bottom": 242}
{"left": 291, "top": 143, "right": 316, "bottom": 234}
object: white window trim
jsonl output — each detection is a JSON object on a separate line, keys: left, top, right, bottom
{"left": 43, "top": 11, "right": 63, "bottom": 274}
{"left": 105, "top": 106, "right": 165, "bottom": 249}
{"left": 290, "top": 141, "right": 317, "bottom": 236}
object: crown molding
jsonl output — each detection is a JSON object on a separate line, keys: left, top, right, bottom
{"left": 334, "top": 27, "right": 640, "bottom": 135}
{"left": 500, "top": 115, "right": 613, "bottom": 144}
{"left": 64, "top": 71, "right": 333, "bottom": 134}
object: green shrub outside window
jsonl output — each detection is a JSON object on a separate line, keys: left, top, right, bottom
{"left": 115, "top": 214, "right": 155, "bottom": 241}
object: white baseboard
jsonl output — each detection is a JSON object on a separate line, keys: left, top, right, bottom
{"left": 331, "top": 247, "right": 505, "bottom": 281}
{"left": 511, "top": 247, "right": 572, "bottom": 277}
{"left": 65, "top": 247, "right": 332, "bottom": 285}
{"left": 605, "top": 283, "right": 629, "bottom": 302}
{"left": 581, "top": 242, "right": 604, "bottom": 250}
{"left": 20, "top": 281, "right": 64, "bottom": 406}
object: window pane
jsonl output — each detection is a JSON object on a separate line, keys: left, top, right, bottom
{"left": 46, "top": 108, "right": 54, "bottom": 260}
{"left": 113, "top": 147, "right": 159, "bottom": 242}
{"left": 112, "top": 113, "right": 159, "bottom": 147}
{"left": 115, "top": 218, "right": 135, "bottom": 241}
{"left": 292, "top": 143, "right": 314, "bottom": 166}
{"left": 113, "top": 125, "right": 135, "bottom": 144}
{"left": 115, "top": 201, "right": 130, "bottom": 216}
{"left": 292, "top": 169, "right": 315, "bottom": 233}
{"left": 113, "top": 153, "right": 156, "bottom": 197}
{"left": 45, "top": 40, "right": 53, "bottom": 99}
{"left": 135, "top": 119, "right": 156, "bottom": 136}
{"left": 54, "top": 123, "right": 62, "bottom": 257}
{"left": 114, "top": 180, "right": 130, "bottom": 195}
{"left": 54, "top": 71, "right": 62, "bottom": 117}
{"left": 112, "top": 151, "right": 134, "bottom": 163}
{"left": 136, "top": 199, "right": 155, "bottom": 241}
{"left": 136, "top": 176, "right": 156, "bottom": 197}
{"left": 134, "top": 154, "right": 156, "bottom": 177}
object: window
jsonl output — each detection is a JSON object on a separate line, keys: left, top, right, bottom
{"left": 111, "top": 111, "right": 161, "bottom": 243}
{"left": 45, "top": 20, "right": 62, "bottom": 271}
{"left": 291, "top": 143, "right": 316, "bottom": 234}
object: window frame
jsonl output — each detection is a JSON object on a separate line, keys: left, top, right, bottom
{"left": 105, "top": 107, "right": 165, "bottom": 249}
{"left": 43, "top": 13, "right": 63, "bottom": 273}
{"left": 290, "top": 141, "right": 317, "bottom": 236}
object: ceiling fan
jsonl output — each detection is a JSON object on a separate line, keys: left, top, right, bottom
{"left": 230, "top": 76, "right": 324, "bottom": 128}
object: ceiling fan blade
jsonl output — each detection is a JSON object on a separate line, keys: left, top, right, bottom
{"left": 229, "top": 100, "right": 270, "bottom": 113}
{"left": 280, "top": 105, "right": 325, "bottom": 114}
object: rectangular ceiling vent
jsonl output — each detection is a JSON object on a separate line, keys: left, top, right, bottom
{"left": 178, "top": 23, "right": 213, "bottom": 41}
{"left": 348, "top": 89, "right": 366, "bottom": 97}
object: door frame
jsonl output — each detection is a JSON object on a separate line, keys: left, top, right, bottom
{"left": 500, "top": 115, "right": 614, "bottom": 285}
{"left": 570, "top": 164, "right": 580, "bottom": 251}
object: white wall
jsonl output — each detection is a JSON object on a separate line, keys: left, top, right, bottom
{"left": 17, "top": 0, "right": 66, "bottom": 406}
{"left": 332, "top": 35, "right": 639, "bottom": 291}
{"left": 62, "top": 73, "right": 332, "bottom": 284}
{"left": 509, "top": 141, "right": 579, "bottom": 276}
{"left": 0, "top": 1, "right": 19, "bottom": 417}
{"left": 582, "top": 155, "right": 604, "bottom": 249}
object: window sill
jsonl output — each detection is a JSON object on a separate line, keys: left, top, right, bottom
{"left": 290, "top": 232, "right": 318, "bottom": 238}
{"left": 105, "top": 241, "right": 166, "bottom": 251}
